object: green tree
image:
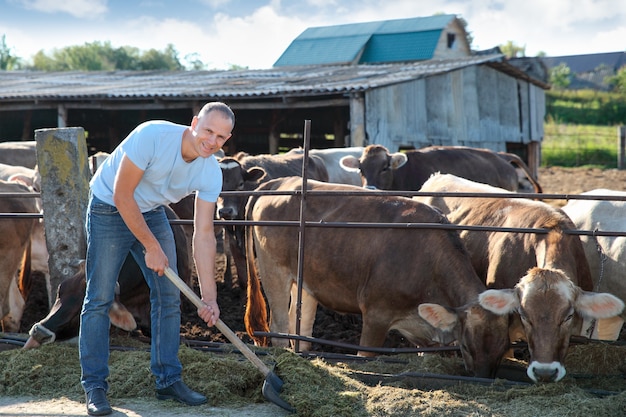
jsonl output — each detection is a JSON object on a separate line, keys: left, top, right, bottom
{"left": 136, "top": 44, "right": 183, "bottom": 70}
{"left": 549, "top": 63, "right": 572, "bottom": 90}
{"left": 30, "top": 42, "right": 186, "bottom": 71}
{"left": 183, "top": 53, "right": 207, "bottom": 70}
{"left": 605, "top": 65, "right": 626, "bottom": 93}
{"left": 499, "top": 41, "right": 526, "bottom": 58}
{"left": 0, "top": 34, "right": 20, "bottom": 70}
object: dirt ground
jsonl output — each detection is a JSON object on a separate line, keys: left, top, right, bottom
{"left": 4, "top": 166, "right": 626, "bottom": 416}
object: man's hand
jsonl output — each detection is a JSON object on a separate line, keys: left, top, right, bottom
{"left": 144, "top": 246, "right": 169, "bottom": 276}
{"left": 198, "top": 299, "right": 220, "bottom": 326}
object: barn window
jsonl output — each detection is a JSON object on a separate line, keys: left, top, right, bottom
{"left": 447, "top": 33, "right": 456, "bottom": 49}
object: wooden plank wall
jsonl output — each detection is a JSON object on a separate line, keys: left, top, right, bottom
{"left": 365, "top": 64, "right": 545, "bottom": 156}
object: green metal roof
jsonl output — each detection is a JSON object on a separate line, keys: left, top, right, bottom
{"left": 274, "top": 14, "right": 456, "bottom": 67}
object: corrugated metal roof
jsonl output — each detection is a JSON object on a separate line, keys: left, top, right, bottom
{"left": 360, "top": 31, "right": 441, "bottom": 63}
{"left": 274, "top": 15, "right": 455, "bottom": 67}
{"left": 0, "top": 55, "right": 548, "bottom": 103}
{"left": 272, "top": 35, "right": 371, "bottom": 66}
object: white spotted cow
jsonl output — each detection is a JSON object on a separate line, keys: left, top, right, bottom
{"left": 562, "top": 189, "right": 626, "bottom": 339}
{"left": 415, "top": 173, "right": 622, "bottom": 382}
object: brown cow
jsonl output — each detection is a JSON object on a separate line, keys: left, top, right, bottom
{"left": 340, "top": 144, "right": 542, "bottom": 193}
{"left": 0, "top": 179, "right": 39, "bottom": 332}
{"left": 0, "top": 141, "right": 38, "bottom": 169}
{"left": 480, "top": 268, "right": 623, "bottom": 382}
{"left": 414, "top": 173, "right": 620, "bottom": 382}
{"left": 244, "top": 176, "right": 510, "bottom": 378}
{"left": 217, "top": 152, "right": 329, "bottom": 288}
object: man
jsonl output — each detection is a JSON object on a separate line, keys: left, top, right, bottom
{"left": 80, "top": 102, "right": 234, "bottom": 416}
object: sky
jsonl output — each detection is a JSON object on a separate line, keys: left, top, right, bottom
{"left": 1, "top": 0, "right": 625, "bottom": 70}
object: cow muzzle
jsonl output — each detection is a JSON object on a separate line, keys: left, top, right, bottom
{"left": 25, "top": 322, "right": 56, "bottom": 347}
{"left": 217, "top": 206, "right": 237, "bottom": 220}
{"left": 527, "top": 361, "right": 566, "bottom": 383}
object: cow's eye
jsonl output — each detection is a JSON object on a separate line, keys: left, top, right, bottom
{"left": 237, "top": 181, "right": 244, "bottom": 189}
{"left": 519, "top": 311, "right": 530, "bottom": 324}
{"left": 562, "top": 314, "right": 574, "bottom": 324}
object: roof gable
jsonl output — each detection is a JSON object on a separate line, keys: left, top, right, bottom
{"left": 274, "top": 14, "right": 458, "bottom": 67}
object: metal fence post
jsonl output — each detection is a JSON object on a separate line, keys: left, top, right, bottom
{"left": 618, "top": 126, "right": 626, "bottom": 170}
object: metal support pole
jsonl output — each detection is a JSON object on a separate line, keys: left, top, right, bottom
{"left": 617, "top": 126, "right": 626, "bottom": 170}
{"left": 294, "top": 120, "right": 311, "bottom": 352}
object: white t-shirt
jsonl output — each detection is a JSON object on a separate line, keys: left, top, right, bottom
{"left": 90, "top": 120, "right": 222, "bottom": 212}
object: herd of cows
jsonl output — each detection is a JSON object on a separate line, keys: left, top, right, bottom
{"left": 0, "top": 140, "right": 624, "bottom": 385}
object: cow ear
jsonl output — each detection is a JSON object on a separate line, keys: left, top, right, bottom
{"left": 418, "top": 303, "right": 458, "bottom": 331}
{"left": 576, "top": 290, "right": 625, "bottom": 319}
{"left": 339, "top": 155, "right": 360, "bottom": 172}
{"left": 390, "top": 153, "right": 408, "bottom": 170}
{"left": 8, "top": 173, "right": 34, "bottom": 188}
{"left": 109, "top": 301, "right": 137, "bottom": 331}
{"left": 245, "top": 167, "right": 266, "bottom": 182}
{"left": 478, "top": 289, "right": 518, "bottom": 315}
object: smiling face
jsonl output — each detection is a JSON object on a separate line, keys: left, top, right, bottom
{"left": 186, "top": 110, "right": 233, "bottom": 160}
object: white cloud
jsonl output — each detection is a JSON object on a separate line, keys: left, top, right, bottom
{"left": 3, "top": 0, "right": 626, "bottom": 69}
{"left": 16, "top": 0, "right": 107, "bottom": 18}
{"left": 208, "top": 6, "right": 307, "bottom": 68}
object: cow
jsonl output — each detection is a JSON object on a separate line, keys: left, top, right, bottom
{"left": 217, "top": 152, "right": 329, "bottom": 289}
{"left": 22, "top": 205, "right": 191, "bottom": 349}
{"left": 287, "top": 147, "right": 364, "bottom": 185}
{"left": 0, "top": 179, "right": 40, "bottom": 332}
{"left": 414, "top": 173, "right": 622, "bottom": 382}
{"left": 0, "top": 165, "right": 47, "bottom": 280}
{"left": 561, "top": 189, "right": 626, "bottom": 337}
{"left": 0, "top": 163, "right": 41, "bottom": 192}
{"left": 0, "top": 141, "right": 38, "bottom": 169}
{"left": 479, "top": 267, "right": 623, "bottom": 383}
{"left": 243, "top": 176, "right": 511, "bottom": 378}
{"left": 339, "top": 144, "right": 542, "bottom": 193}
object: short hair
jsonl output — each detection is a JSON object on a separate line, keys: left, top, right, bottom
{"left": 197, "top": 102, "right": 235, "bottom": 127}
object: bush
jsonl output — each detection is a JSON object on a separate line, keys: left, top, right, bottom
{"left": 546, "top": 90, "right": 626, "bottom": 125}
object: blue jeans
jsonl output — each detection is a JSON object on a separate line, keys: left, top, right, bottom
{"left": 80, "top": 194, "right": 182, "bottom": 394}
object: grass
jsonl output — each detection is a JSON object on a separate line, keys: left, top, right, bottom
{"left": 541, "top": 122, "right": 622, "bottom": 168}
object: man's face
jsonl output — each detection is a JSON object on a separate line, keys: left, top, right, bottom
{"left": 191, "top": 111, "right": 233, "bottom": 157}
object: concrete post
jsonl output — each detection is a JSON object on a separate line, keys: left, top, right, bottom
{"left": 35, "top": 127, "right": 91, "bottom": 307}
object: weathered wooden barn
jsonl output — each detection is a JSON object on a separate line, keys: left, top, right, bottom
{"left": 0, "top": 15, "right": 548, "bottom": 174}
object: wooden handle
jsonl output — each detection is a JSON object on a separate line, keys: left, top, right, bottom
{"left": 163, "top": 267, "right": 271, "bottom": 376}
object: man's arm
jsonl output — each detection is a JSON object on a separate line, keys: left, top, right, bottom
{"left": 193, "top": 197, "right": 220, "bottom": 326}
{"left": 113, "top": 154, "right": 169, "bottom": 275}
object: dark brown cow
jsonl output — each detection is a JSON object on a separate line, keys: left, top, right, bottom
{"left": 217, "top": 152, "right": 329, "bottom": 288}
{"left": 23, "top": 205, "right": 191, "bottom": 349}
{"left": 415, "top": 173, "right": 622, "bottom": 382}
{"left": 244, "top": 177, "right": 510, "bottom": 378}
{"left": 340, "top": 144, "right": 542, "bottom": 193}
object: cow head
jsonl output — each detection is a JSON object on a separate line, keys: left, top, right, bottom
{"left": 418, "top": 302, "right": 511, "bottom": 379}
{"left": 22, "top": 261, "right": 137, "bottom": 349}
{"left": 340, "top": 145, "right": 407, "bottom": 190}
{"left": 479, "top": 267, "right": 624, "bottom": 383}
{"left": 218, "top": 157, "right": 266, "bottom": 220}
